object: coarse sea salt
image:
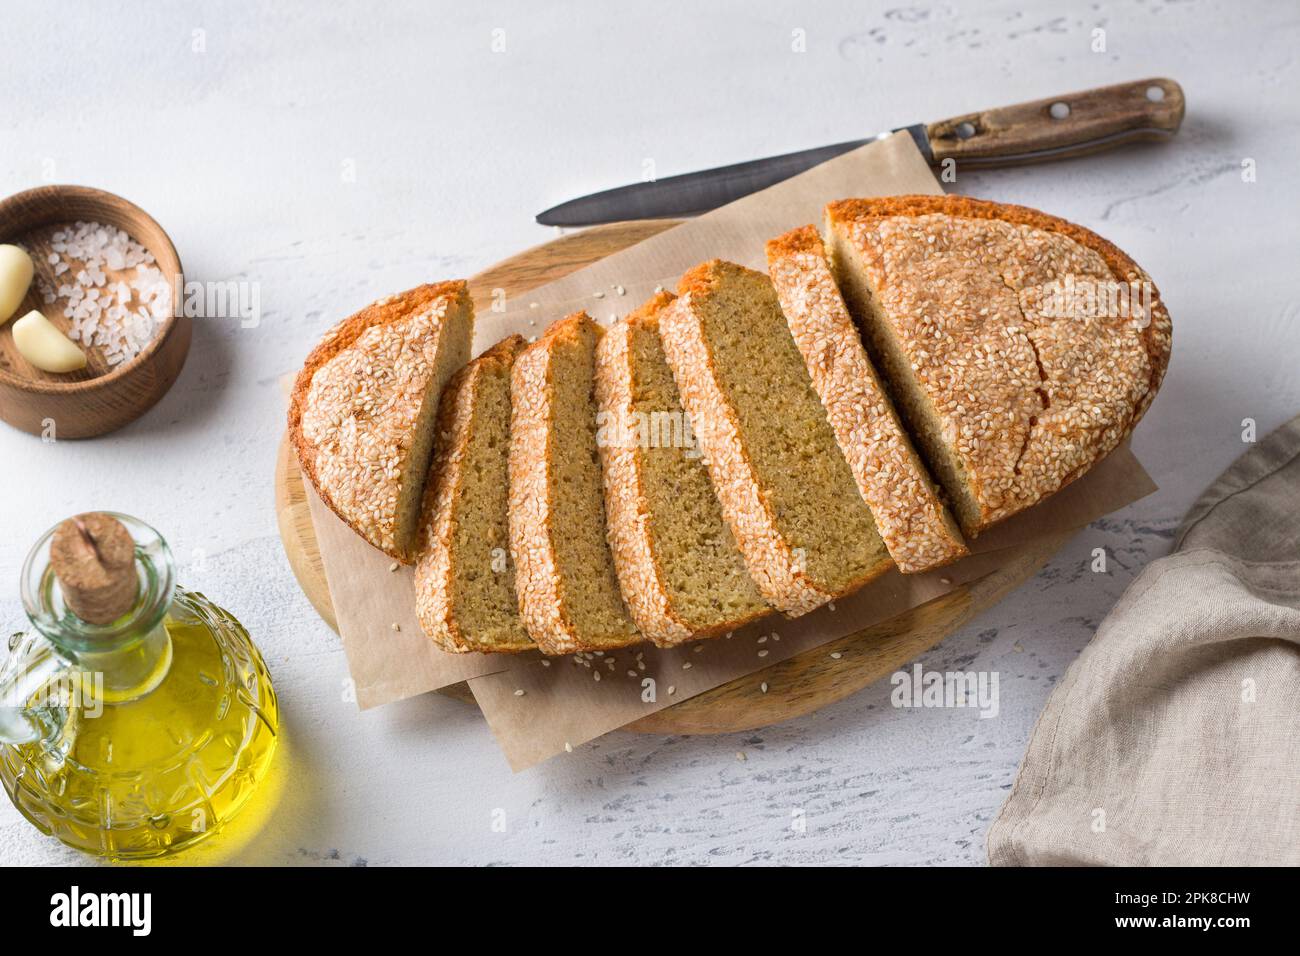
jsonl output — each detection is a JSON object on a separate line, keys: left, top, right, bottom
{"left": 34, "top": 221, "right": 171, "bottom": 367}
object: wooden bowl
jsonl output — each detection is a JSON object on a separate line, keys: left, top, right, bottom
{"left": 0, "top": 185, "right": 190, "bottom": 439}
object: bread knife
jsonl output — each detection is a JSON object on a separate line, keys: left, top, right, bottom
{"left": 535, "top": 77, "right": 1184, "bottom": 227}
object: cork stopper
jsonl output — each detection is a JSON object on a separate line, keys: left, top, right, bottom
{"left": 49, "top": 513, "right": 139, "bottom": 626}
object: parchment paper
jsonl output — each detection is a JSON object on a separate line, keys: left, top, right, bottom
{"left": 299, "top": 132, "right": 1158, "bottom": 765}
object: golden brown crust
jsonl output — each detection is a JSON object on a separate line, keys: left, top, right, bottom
{"left": 287, "top": 280, "right": 471, "bottom": 562}
{"left": 509, "top": 312, "right": 639, "bottom": 655}
{"left": 415, "top": 335, "right": 532, "bottom": 654}
{"left": 595, "top": 301, "right": 692, "bottom": 645}
{"left": 661, "top": 263, "right": 844, "bottom": 615}
{"left": 763, "top": 224, "right": 824, "bottom": 260}
{"left": 825, "top": 195, "right": 1171, "bottom": 426}
{"left": 509, "top": 320, "right": 575, "bottom": 652}
{"left": 826, "top": 195, "right": 1171, "bottom": 530}
{"left": 673, "top": 259, "right": 729, "bottom": 304}
{"left": 766, "top": 225, "right": 969, "bottom": 572}
{"left": 594, "top": 292, "right": 772, "bottom": 645}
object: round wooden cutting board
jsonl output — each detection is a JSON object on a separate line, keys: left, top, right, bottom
{"left": 275, "top": 220, "right": 1067, "bottom": 735}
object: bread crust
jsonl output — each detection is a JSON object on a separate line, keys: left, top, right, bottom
{"left": 416, "top": 335, "right": 532, "bottom": 654}
{"left": 767, "top": 225, "right": 968, "bottom": 573}
{"left": 595, "top": 293, "right": 771, "bottom": 645}
{"left": 288, "top": 280, "right": 471, "bottom": 562}
{"left": 594, "top": 295, "right": 694, "bottom": 645}
{"left": 509, "top": 312, "right": 639, "bottom": 654}
{"left": 826, "top": 195, "right": 1172, "bottom": 531}
{"left": 661, "top": 263, "right": 856, "bottom": 616}
{"left": 825, "top": 195, "right": 1171, "bottom": 415}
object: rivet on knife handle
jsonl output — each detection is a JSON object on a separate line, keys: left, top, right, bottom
{"left": 925, "top": 77, "right": 1185, "bottom": 168}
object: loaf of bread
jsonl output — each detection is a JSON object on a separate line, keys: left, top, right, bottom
{"left": 659, "top": 260, "right": 894, "bottom": 616}
{"left": 766, "top": 225, "right": 968, "bottom": 573}
{"left": 825, "top": 196, "right": 1171, "bottom": 535}
{"left": 294, "top": 196, "right": 1172, "bottom": 659}
{"left": 289, "top": 281, "right": 474, "bottom": 563}
{"left": 508, "top": 312, "right": 640, "bottom": 654}
{"left": 415, "top": 335, "right": 532, "bottom": 653}
{"left": 594, "top": 292, "right": 769, "bottom": 645}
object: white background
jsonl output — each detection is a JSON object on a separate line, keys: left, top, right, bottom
{"left": 1, "top": 0, "right": 1296, "bottom": 865}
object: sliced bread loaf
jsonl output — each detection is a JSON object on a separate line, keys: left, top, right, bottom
{"left": 594, "top": 292, "right": 769, "bottom": 645}
{"left": 416, "top": 335, "right": 532, "bottom": 654}
{"left": 289, "top": 280, "right": 474, "bottom": 562}
{"left": 659, "top": 260, "right": 893, "bottom": 616}
{"left": 509, "top": 312, "right": 640, "bottom": 654}
{"left": 825, "top": 196, "right": 1172, "bottom": 535}
{"left": 766, "top": 225, "right": 967, "bottom": 572}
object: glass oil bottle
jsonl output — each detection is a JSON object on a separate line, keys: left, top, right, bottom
{"left": 0, "top": 512, "right": 279, "bottom": 859}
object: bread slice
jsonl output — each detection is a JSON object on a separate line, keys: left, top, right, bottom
{"left": 594, "top": 292, "right": 769, "bottom": 645}
{"left": 289, "top": 281, "right": 474, "bottom": 562}
{"left": 766, "top": 225, "right": 967, "bottom": 573}
{"left": 509, "top": 312, "right": 639, "bottom": 654}
{"left": 415, "top": 335, "right": 532, "bottom": 653}
{"left": 659, "top": 261, "right": 893, "bottom": 616}
{"left": 825, "top": 196, "right": 1172, "bottom": 535}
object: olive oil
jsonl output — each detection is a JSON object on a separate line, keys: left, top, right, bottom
{"left": 0, "top": 514, "right": 279, "bottom": 860}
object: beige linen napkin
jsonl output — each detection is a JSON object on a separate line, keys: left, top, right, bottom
{"left": 988, "top": 413, "right": 1300, "bottom": 866}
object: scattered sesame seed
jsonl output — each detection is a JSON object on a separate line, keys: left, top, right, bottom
{"left": 760, "top": 682, "right": 769, "bottom": 694}
{"left": 736, "top": 751, "right": 746, "bottom": 762}
{"left": 682, "top": 662, "right": 692, "bottom": 670}
{"left": 829, "top": 651, "right": 843, "bottom": 660}
{"left": 388, "top": 562, "right": 399, "bottom": 572}
{"left": 391, "top": 623, "right": 400, "bottom": 632}
{"left": 564, "top": 741, "right": 573, "bottom": 753}
{"left": 757, "top": 649, "right": 769, "bottom": 658}
{"left": 514, "top": 689, "right": 525, "bottom": 697}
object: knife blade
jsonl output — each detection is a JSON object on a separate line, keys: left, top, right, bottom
{"left": 536, "top": 78, "right": 1184, "bottom": 227}
{"left": 537, "top": 128, "right": 926, "bottom": 227}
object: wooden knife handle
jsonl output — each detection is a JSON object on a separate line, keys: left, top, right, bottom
{"left": 926, "top": 78, "right": 1185, "bottom": 167}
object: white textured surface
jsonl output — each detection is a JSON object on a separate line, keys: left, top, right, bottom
{"left": 1, "top": 0, "right": 1297, "bottom": 865}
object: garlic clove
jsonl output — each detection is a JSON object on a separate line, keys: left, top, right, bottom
{"left": 0, "top": 244, "right": 35, "bottom": 325}
{"left": 12, "top": 310, "right": 88, "bottom": 373}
